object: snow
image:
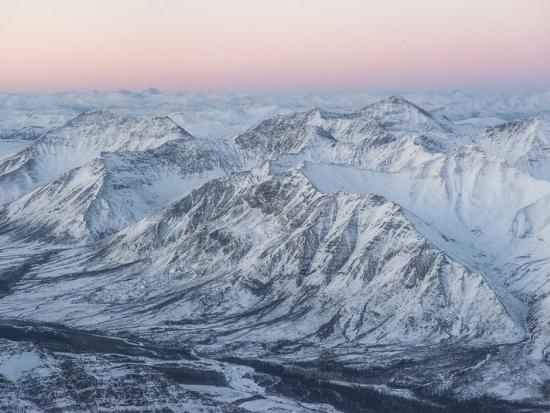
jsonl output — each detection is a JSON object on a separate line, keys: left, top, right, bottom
{"left": 0, "top": 140, "right": 31, "bottom": 160}
{"left": 0, "top": 110, "right": 193, "bottom": 206}
{"left": 0, "top": 352, "right": 44, "bottom": 382}
{"left": 1, "top": 90, "right": 550, "bottom": 408}
{"left": 1, "top": 89, "right": 549, "bottom": 141}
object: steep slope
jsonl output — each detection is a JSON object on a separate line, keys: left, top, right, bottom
{"left": 0, "top": 110, "right": 192, "bottom": 205}
{"left": 475, "top": 115, "right": 550, "bottom": 181}
{"left": 0, "top": 169, "right": 524, "bottom": 348}
{"left": 0, "top": 139, "right": 242, "bottom": 245}
{"left": 301, "top": 148, "right": 550, "bottom": 359}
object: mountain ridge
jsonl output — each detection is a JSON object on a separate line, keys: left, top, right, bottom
{"left": 0, "top": 110, "right": 193, "bottom": 205}
{"left": 0, "top": 95, "right": 549, "bottom": 409}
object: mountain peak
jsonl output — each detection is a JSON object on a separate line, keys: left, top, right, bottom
{"left": 486, "top": 117, "right": 538, "bottom": 135}
{"left": 137, "top": 115, "right": 195, "bottom": 140}
{"left": 358, "top": 96, "right": 455, "bottom": 135}
{"left": 385, "top": 95, "right": 414, "bottom": 105}
{"left": 364, "top": 95, "right": 430, "bottom": 114}
{"left": 117, "top": 88, "right": 135, "bottom": 95}
{"left": 66, "top": 109, "right": 123, "bottom": 126}
{"left": 306, "top": 107, "right": 328, "bottom": 117}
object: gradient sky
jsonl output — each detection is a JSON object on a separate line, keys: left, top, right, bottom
{"left": 1, "top": 0, "right": 550, "bottom": 92}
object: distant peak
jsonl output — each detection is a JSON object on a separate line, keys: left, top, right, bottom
{"left": 117, "top": 88, "right": 135, "bottom": 95}
{"left": 145, "top": 114, "right": 183, "bottom": 127}
{"left": 145, "top": 114, "right": 174, "bottom": 123}
{"left": 140, "top": 115, "right": 195, "bottom": 138}
{"left": 146, "top": 87, "right": 161, "bottom": 95}
{"left": 306, "top": 106, "right": 326, "bottom": 115}
{"left": 377, "top": 95, "right": 424, "bottom": 109}
{"left": 81, "top": 108, "right": 117, "bottom": 116}
{"left": 67, "top": 109, "right": 122, "bottom": 125}
{"left": 486, "top": 117, "right": 538, "bottom": 134}
{"left": 303, "top": 107, "right": 328, "bottom": 121}
{"left": 385, "top": 95, "right": 412, "bottom": 105}
{"left": 362, "top": 95, "right": 435, "bottom": 118}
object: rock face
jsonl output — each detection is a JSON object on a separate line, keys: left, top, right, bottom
{"left": 0, "top": 97, "right": 550, "bottom": 411}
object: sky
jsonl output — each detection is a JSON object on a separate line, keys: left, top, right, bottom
{"left": 1, "top": 0, "right": 549, "bottom": 92}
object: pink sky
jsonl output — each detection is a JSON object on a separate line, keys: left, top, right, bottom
{"left": 1, "top": 0, "right": 549, "bottom": 92}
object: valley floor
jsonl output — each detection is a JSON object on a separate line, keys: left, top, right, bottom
{"left": 0, "top": 319, "right": 547, "bottom": 413}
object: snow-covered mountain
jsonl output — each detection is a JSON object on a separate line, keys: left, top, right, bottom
{"left": 0, "top": 139, "right": 240, "bottom": 244}
{"left": 233, "top": 96, "right": 457, "bottom": 172}
{"left": 475, "top": 115, "right": 550, "bottom": 180}
{"left": 0, "top": 110, "right": 192, "bottom": 205}
{"left": 300, "top": 149, "right": 550, "bottom": 358}
{"left": 1, "top": 94, "right": 550, "bottom": 411}
{"left": 2, "top": 89, "right": 548, "bottom": 141}
{"left": 0, "top": 125, "right": 44, "bottom": 141}
{"left": 0, "top": 169, "right": 524, "bottom": 346}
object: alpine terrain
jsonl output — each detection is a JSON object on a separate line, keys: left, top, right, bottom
{"left": 0, "top": 91, "right": 549, "bottom": 412}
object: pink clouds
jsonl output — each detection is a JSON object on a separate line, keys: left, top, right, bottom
{"left": 1, "top": 0, "right": 549, "bottom": 92}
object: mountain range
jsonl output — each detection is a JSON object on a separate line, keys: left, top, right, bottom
{"left": 0, "top": 93, "right": 549, "bottom": 412}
